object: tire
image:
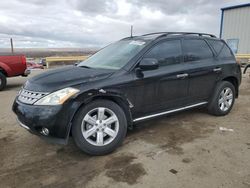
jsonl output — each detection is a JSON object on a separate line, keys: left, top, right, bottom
{"left": 72, "top": 99, "right": 127, "bottom": 155}
{"left": 0, "top": 72, "right": 7, "bottom": 91}
{"left": 208, "top": 81, "right": 236, "bottom": 116}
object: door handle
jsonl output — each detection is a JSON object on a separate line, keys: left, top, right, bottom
{"left": 176, "top": 73, "right": 188, "bottom": 79}
{"left": 213, "top": 67, "right": 222, "bottom": 73}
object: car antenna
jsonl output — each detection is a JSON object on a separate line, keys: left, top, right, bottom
{"left": 130, "top": 25, "right": 133, "bottom": 37}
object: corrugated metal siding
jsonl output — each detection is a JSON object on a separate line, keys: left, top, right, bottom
{"left": 222, "top": 6, "right": 250, "bottom": 54}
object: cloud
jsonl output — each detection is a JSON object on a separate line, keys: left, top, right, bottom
{"left": 72, "top": 0, "right": 118, "bottom": 15}
{"left": 0, "top": 0, "right": 247, "bottom": 48}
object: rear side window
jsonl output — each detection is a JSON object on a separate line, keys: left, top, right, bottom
{"left": 220, "top": 45, "right": 233, "bottom": 58}
{"left": 183, "top": 39, "right": 213, "bottom": 62}
{"left": 207, "top": 39, "right": 233, "bottom": 58}
{"left": 145, "top": 40, "right": 182, "bottom": 66}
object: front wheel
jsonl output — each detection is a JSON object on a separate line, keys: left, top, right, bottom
{"left": 208, "top": 81, "right": 236, "bottom": 116}
{"left": 72, "top": 100, "right": 127, "bottom": 155}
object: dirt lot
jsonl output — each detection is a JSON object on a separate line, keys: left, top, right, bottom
{"left": 0, "top": 70, "right": 249, "bottom": 188}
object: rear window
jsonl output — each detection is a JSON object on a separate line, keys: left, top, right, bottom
{"left": 207, "top": 39, "right": 233, "bottom": 58}
{"left": 183, "top": 39, "right": 213, "bottom": 62}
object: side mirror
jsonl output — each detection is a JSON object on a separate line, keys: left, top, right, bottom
{"left": 139, "top": 58, "right": 159, "bottom": 71}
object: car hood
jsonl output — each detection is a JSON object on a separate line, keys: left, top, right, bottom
{"left": 24, "top": 66, "right": 114, "bottom": 92}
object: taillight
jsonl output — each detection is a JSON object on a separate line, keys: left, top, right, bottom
{"left": 21, "top": 56, "right": 26, "bottom": 65}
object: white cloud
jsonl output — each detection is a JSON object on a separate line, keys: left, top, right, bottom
{"left": 140, "top": 7, "right": 164, "bottom": 20}
{"left": 0, "top": 0, "right": 248, "bottom": 48}
{"left": 116, "top": 0, "right": 132, "bottom": 16}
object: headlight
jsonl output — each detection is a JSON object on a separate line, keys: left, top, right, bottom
{"left": 34, "top": 87, "right": 80, "bottom": 105}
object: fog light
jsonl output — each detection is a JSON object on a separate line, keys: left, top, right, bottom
{"left": 41, "top": 127, "right": 49, "bottom": 136}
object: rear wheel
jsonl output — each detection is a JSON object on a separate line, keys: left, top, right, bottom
{"left": 208, "top": 81, "right": 235, "bottom": 116}
{"left": 72, "top": 100, "right": 127, "bottom": 155}
{"left": 0, "top": 72, "right": 7, "bottom": 91}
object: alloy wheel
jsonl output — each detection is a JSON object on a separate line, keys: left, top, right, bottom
{"left": 218, "top": 87, "right": 233, "bottom": 112}
{"left": 81, "top": 107, "right": 119, "bottom": 146}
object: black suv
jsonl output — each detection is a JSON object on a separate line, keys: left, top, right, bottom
{"left": 13, "top": 32, "right": 242, "bottom": 155}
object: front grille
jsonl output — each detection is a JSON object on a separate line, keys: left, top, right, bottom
{"left": 18, "top": 89, "right": 48, "bottom": 105}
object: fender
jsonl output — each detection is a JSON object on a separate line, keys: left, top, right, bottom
{"left": 221, "top": 75, "right": 240, "bottom": 98}
{"left": 0, "top": 62, "right": 12, "bottom": 76}
{"left": 83, "top": 88, "right": 133, "bottom": 108}
{"left": 80, "top": 88, "right": 133, "bottom": 123}
{"left": 63, "top": 88, "right": 134, "bottom": 144}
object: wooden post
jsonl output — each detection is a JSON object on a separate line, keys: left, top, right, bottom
{"left": 46, "top": 58, "right": 49, "bottom": 69}
{"left": 10, "top": 38, "right": 14, "bottom": 54}
{"left": 130, "top": 25, "right": 133, "bottom": 37}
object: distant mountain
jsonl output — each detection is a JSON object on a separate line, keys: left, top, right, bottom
{"left": 0, "top": 48, "right": 98, "bottom": 57}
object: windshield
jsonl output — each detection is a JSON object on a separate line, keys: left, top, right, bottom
{"left": 78, "top": 40, "right": 148, "bottom": 70}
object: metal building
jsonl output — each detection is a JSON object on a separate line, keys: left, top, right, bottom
{"left": 220, "top": 3, "right": 250, "bottom": 55}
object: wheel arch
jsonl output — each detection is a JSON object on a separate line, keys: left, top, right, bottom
{"left": 222, "top": 76, "right": 239, "bottom": 98}
{"left": 0, "top": 66, "right": 8, "bottom": 76}
{"left": 68, "top": 92, "right": 133, "bottom": 138}
{"left": 88, "top": 95, "right": 133, "bottom": 126}
{"left": 0, "top": 62, "right": 11, "bottom": 77}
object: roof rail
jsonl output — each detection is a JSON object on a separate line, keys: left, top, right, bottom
{"left": 142, "top": 32, "right": 217, "bottom": 38}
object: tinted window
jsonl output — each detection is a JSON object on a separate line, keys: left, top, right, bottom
{"left": 207, "top": 39, "right": 233, "bottom": 58}
{"left": 145, "top": 40, "right": 182, "bottom": 66}
{"left": 183, "top": 39, "right": 213, "bottom": 62}
{"left": 219, "top": 45, "right": 233, "bottom": 58}
{"left": 208, "top": 40, "right": 224, "bottom": 54}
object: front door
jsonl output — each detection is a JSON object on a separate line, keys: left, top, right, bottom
{"left": 133, "top": 39, "right": 189, "bottom": 116}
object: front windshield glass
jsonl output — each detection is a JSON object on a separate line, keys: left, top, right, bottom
{"left": 78, "top": 40, "right": 148, "bottom": 70}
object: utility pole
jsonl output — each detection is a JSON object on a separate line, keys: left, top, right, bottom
{"left": 130, "top": 25, "right": 133, "bottom": 37}
{"left": 10, "top": 38, "right": 14, "bottom": 54}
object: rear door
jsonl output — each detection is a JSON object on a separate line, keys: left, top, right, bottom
{"left": 182, "top": 38, "right": 221, "bottom": 102}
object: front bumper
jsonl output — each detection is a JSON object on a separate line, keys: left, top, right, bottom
{"left": 12, "top": 99, "right": 76, "bottom": 145}
{"left": 16, "top": 118, "right": 68, "bottom": 144}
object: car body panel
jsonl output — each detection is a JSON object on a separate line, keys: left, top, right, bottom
{"left": 24, "top": 66, "right": 115, "bottom": 92}
{"left": 0, "top": 55, "right": 28, "bottom": 77}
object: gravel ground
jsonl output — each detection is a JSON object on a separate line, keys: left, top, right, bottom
{"left": 0, "top": 69, "right": 249, "bottom": 188}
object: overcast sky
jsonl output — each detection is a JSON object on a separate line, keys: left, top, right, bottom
{"left": 0, "top": 0, "right": 248, "bottom": 48}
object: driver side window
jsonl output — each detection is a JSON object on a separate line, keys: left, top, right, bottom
{"left": 144, "top": 40, "right": 182, "bottom": 67}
